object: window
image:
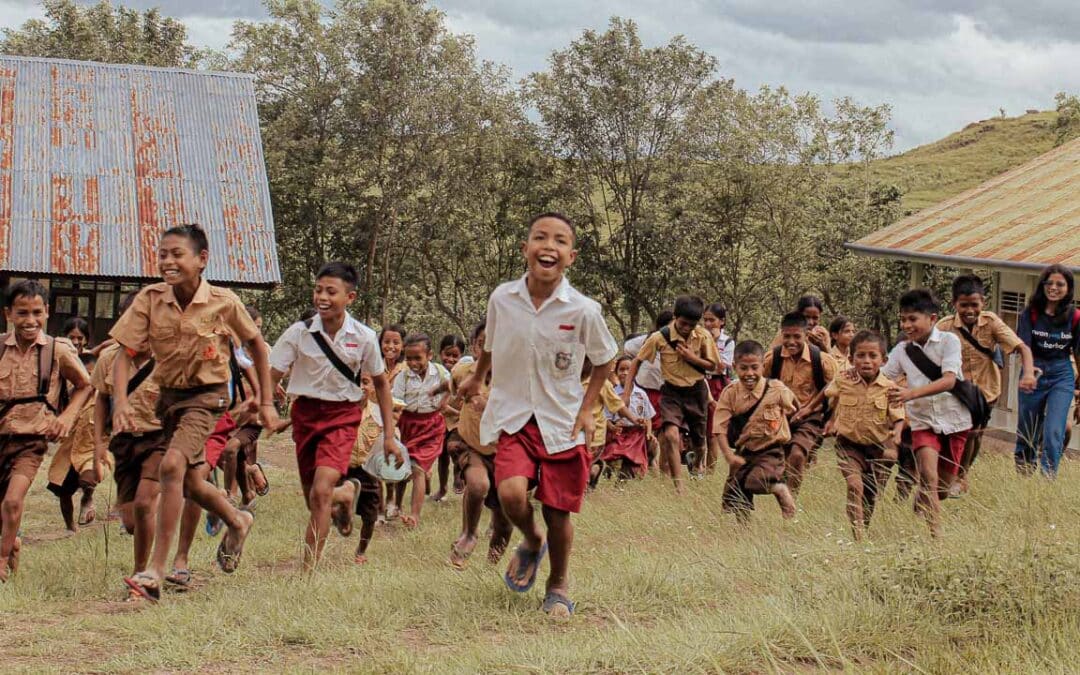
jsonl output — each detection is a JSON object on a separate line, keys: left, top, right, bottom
{"left": 1000, "top": 291, "right": 1026, "bottom": 314}
{"left": 96, "top": 291, "right": 115, "bottom": 319}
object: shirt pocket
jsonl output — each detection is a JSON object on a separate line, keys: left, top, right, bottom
{"left": 194, "top": 323, "right": 229, "bottom": 363}
{"left": 149, "top": 325, "right": 179, "bottom": 361}
{"left": 872, "top": 394, "right": 889, "bottom": 423}
{"left": 747, "top": 405, "right": 783, "bottom": 438}
{"left": 838, "top": 394, "right": 859, "bottom": 424}
{"left": 537, "top": 336, "right": 583, "bottom": 382}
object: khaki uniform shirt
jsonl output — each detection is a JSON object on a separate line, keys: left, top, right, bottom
{"left": 0, "top": 333, "right": 87, "bottom": 436}
{"left": 637, "top": 323, "right": 721, "bottom": 388}
{"left": 92, "top": 343, "right": 162, "bottom": 434}
{"left": 824, "top": 371, "right": 906, "bottom": 446}
{"left": 713, "top": 378, "right": 797, "bottom": 451}
{"left": 584, "top": 377, "right": 624, "bottom": 449}
{"left": 937, "top": 311, "right": 1023, "bottom": 404}
{"left": 762, "top": 343, "right": 838, "bottom": 408}
{"left": 453, "top": 360, "right": 495, "bottom": 455}
{"left": 109, "top": 280, "right": 259, "bottom": 389}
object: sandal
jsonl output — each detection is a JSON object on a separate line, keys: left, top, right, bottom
{"left": 164, "top": 568, "right": 192, "bottom": 588}
{"left": 503, "top": 541, "right": 547, "bottom": 593}
{"left": 123, "top": 573, "right": 161, "bottom": 603}
{"left": 449, "top": 537, "right": 476, "bottom": 571}
{"left": 215, "top": 510, "right": 253, "bottom": 574}
{"left": 252, "top": 462, "right": 270, "bottom": 497}
{"left": 78, "top": 503, "right": 97, "bottom": 527}
{"left": 542, "top": 591, "right": 575, "bottom": 618}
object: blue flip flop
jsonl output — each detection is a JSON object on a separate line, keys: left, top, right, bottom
{"left": 503, "top": 540, "right": 547, "bottom": 593}
{"left": 542, "top": 591, "right": 575, "bottom": 617}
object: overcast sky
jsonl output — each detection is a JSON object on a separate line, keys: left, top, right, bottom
{"left": 4, "top": 0, "right": 1080, "bottom": 152}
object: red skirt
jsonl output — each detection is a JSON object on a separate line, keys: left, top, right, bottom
{"left": 599, "top": 425, "right": 648, "bottom": 477}
{"left": 203, "top": 411, "right": 237, "bottom": 470}
{"left": 705, "top": 376, "right": 727, "bottom": 439}
{"left": 291, "top": 397, "right": 364, "bottom": 485}
{"left": 399, "top": 410, "right": 447, "bottom": 474}
{"left": 643, "top": 387, "right": 662, "bottom": 432}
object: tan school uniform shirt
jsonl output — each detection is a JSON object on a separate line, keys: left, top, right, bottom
{"left": 93, "top": 343, "right": 162, "bottom": 434}
{"left": 0, "top": 333, "right": 88, "bottom": 436}
{"left": 762, "top": 343, "right": 838, "bottom": 408}
{"left": 637, "top": 323, "right": 721, "bottom": 388}
{"left": 713, "top": 378, "right": 797, "bottom": 451}
{"left": 583, "top": 377, "right": 624, "bottom": 449}
{"left": 937, "top": 311, "right": 1023, "bottom": 405}
{"left": 109, "top": 279, "right": 259, "bottom": 389}
{"left": 452, "top": 360, "right": 495, "bottom": 455}
{"left": 824, "top": 371, "right": 906, "bottom": 446}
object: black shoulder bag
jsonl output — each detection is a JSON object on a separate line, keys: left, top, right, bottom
{"left": 304, "top": 319, "right": 364, "bottom": 386}
{"left": 903, "top": 342, "right": 992, "bottom": 429}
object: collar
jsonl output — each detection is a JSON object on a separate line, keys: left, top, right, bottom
{"left": 4, "top": 331, "right": 49, "bottom": 348}
{"left": 307, "top": 313, "right": 359, "bottom": 338}
{"left": 791, "top": 342, "right": 812, "bottom": 362}
{"left": 509, "top": 274, "right": 570, "bottom": 308}
{"left": 162, "top": 278, "right": 211, "bottom": 307}
{"left": 667, "top": 321, "right": 704, "bottom": 344}
{"left": 405, "top": 362, "right": 437, "bottom": 381}
{"left": 737, "top": 377, "right": 767, "bottom": 397}
{"left": 856, "top": 370, "right": 892, "bottom": 389}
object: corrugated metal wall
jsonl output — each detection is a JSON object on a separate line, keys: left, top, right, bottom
{"left": 0, "top": 56, "right": 279, "bottom": 286}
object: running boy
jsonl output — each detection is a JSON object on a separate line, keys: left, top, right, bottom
{"left": 392, "top": 333, "right": 450, "bottom": 527}
{"left": 938, "top": 274, "right": 1036, "bottom": 493}
{"left": 111, "top": 224, "right": 277, "bottom": 600}
{"left": 713, "top": 341, "right": 798, "bottom": 521}
{"left": 269, "top": 262, "right": 398, "bottom": 571}
{"left": 624, "top": 296, "right": 719, "bottom": 494}
{"left": 768, "top": 312, "right": 837, "bottom": 496}
{"left": 823, "top": 330, "right": 905, "bottom": 539}
{"left": 458, "top": 212, "right": 618, "bottom": 619}
{"left": 880, "top": 289, "right": 972, "bottom": 537}
{"left": 0, "top": 281, "right": 92, "bottom": 582}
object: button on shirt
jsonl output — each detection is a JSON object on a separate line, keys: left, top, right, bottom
{"left": 479, "top": 275, "right": 619, "bottom": 454}
{"left": 392, "top": 361, "right": 450, "bottom": 413}
{"left": 624, "top": 334, "right": 663, "bottom": 390}
{"left": 882, "top": 328, "right": 972, "bottom": 434}
{"left": 269, "top": 314, "right": 384, "bottom": 402}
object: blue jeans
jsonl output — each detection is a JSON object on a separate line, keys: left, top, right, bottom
{"left": 1014, "top": 358, "right": 1075, "bottom": 476}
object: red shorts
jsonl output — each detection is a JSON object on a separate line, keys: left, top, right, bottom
{"left": 643, "top": 387, "right": 662, "bottom": 432}
{"left": 398, "top": 410, "right": 447, "bottom": 475}
{"left": 494, "top": 418, "right": 590, "bottom": 513}
{"left": 203, "top": 411, "right": 238, "bottom": 470}
{"left": 910, "top": 428, "right": 970, "bottom": 479}
{"left": 291, "top": 397, "right": 364, "bottom": 486}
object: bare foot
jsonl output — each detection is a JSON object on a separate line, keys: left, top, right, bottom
{"left": 218, "top": 509, "right": 255, "bottom": 573}
{"left": 79, "top": 498, "right": 96, "bottom": 526}
{"left": 354, "top": 554, "right": 368, "bottom": 565}
{"left": 773, "top": 484, "right": 797, "bottom": 519}
{"left": 401, "top": 514, "right": 419, "bottom": 529}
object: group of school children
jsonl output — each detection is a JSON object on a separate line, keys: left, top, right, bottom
{"left": 0, "top": 213, "right": 1074, "bottom": 619}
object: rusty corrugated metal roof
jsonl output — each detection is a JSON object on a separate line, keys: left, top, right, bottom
{"left": 847, "top": 135, "right": 1080, "bottom": 273}
{"left": 0, "top": 55, "right": 279, "bottom": 286}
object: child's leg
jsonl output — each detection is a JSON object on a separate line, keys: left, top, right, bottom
{"left": 302, "top": 466, "right": 341, "bottom": 571}
{"left": 497, "top": 476, "right": 544, "bottom": 551}
{"left": 895, "top": 433, "right": 917, "bottom": 501}
{"left": 78, "top": 483, "right": 96, "bottom": 526}
{"left": 434, "top": 444, "right": 450, "bottom": 501}
{"left": 784, "top": 442, "right": 807, "bottom": 496}
{"left": 451, "top": 460, "right": 489, "bottom": 566}
{"left": 705, "top": 435, "right": 720, "bottom": 474}
{"left": 488, "top": 505, "right": 512, "bottom": 563}
{"left": 540, "top": 505, "right": 573, "bottom": 597}
{"left": 405, "top": 467, "right": 426, "bottom": 527}
{"left": 220, "top": 437, "right": 242, "bottom": 501}
{"left": 131, "top": 479, "right": 158, "bottom": 575}
{"left": 770, "top": 483, "right": 796, "bottom": 519}
{"left": 913, "top": 446, "right": 941, "bottom": 537}
{"left": 356, "top": 519, "right": 375, "bottom": 561}
{"left": 837, "top": 456, "right": 866, "bottom": 539}
{"left": 59, "top": 492, "right": 77, "bottom": 532}
{"left": 865, "top": 459, "right": 892, "bottom": 528}
{"left": 393, "top": 481, "right": 407, "bottom": 511}
{"left": 661, "top": 424, "right": 684, "bottom": 493}
{"left": 0, "top": 474, "right": 33, "bottom": 581}
{"left": 147, "top": 450, "right": 189, "bottom": 580}
{"left": 172, "top": 497, "right": 203, "bottom": 574}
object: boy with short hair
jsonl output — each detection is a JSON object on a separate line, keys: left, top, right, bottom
{"left": 623, "top": 310, "right": 673, "bottom": 470}
{"left": 458, "top": 212, "right": 618, "bottom": 619}
{"left": 823, "top": 330, "right": 906, "bottom": 539}
{"left": 624, "top": 296, "right": 719, "bottom": 495}
{"left": 0, "top": 280, "right": 92, "bottom": 581}
{"left": 937, "top": 274, "right": 1036, "bottom": 494}
{"left": 881, "top": 289, "right": 972, "bottom": 537}
{"left": 767, "top": 312, "right": 837, "bottom": 496}
{"left": 713, "top": 340, "right": 798, "bottom": 521}
{"left": 269, "top": 262, "right": 399, "bottom": 571}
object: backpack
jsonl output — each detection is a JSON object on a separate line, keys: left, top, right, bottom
{"left": 303, "top": 318, "right": 364, "bottom": 385}
{"left": 0, "top": 334, "right": 63, "bottom": 420}
{"left": 1028, "top": 308, "right": 1080, "bottom": 339}
{"left": 658, "top": 326, "right": 707, "bottom": 375}
{"left": 770, "top": 344, "right": 829, "bottom": 418}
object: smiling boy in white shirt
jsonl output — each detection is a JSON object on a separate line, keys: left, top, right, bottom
{"left": 458, "top": 212, "right": 618, "bottom": 619}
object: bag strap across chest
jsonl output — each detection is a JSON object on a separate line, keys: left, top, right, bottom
{"left": 0, "top": 334, "right": 60, "bottom": 420}
{"left": 304, "top": 319, "right": 363, "bottom": 385}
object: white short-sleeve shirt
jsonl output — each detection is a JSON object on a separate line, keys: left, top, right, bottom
{"left": 392, "top": 361, "right": 450, "bottom": 414}
{"left": 882, "top": 327, "right": 972, "bottom": 434}
{"left": 479, "top": 275, "right": 619, "bottom": 454}
{"left": 624, "top": 333, "right": 663, "bottom": 390}
{"left": 609, "top": 383, "right": 656, "bottom": 427}
{"left": 269, "top": 313, "right": 384, "bottom": 402}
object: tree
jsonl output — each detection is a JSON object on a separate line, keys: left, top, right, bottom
{"left": 0, "top": 0, "right": 201, "bottom": 67}
{"left": 527, "top": 18, "right": 716, "bottom": 336}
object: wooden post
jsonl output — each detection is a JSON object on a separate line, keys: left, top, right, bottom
{"left": 910, "top": 262, "right": 926, "bottom": 288}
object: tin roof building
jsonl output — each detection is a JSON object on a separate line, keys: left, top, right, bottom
{"left": 847, "top": 135, "right": 1080, "bottom": 444}
{"left": 0, "top": 56, "right": 278, "bottom": 339}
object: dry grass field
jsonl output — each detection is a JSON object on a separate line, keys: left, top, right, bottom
{"left": 3, "top": 434, "right": 1080, "bottom": 673}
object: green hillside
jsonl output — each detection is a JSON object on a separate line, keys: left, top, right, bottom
{"left": 866, "top": 111, "right": 1059, "bottom": 214}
